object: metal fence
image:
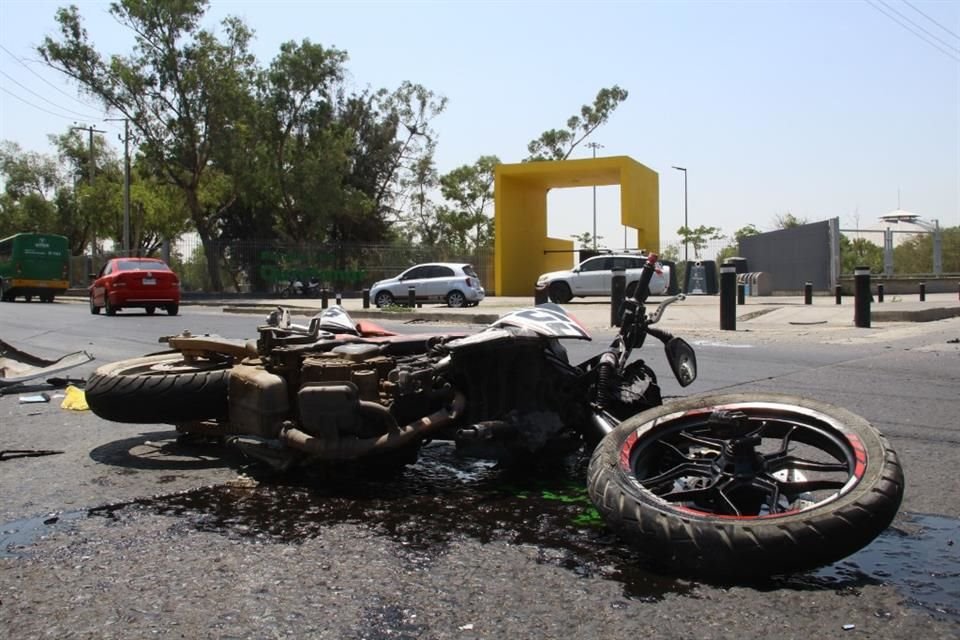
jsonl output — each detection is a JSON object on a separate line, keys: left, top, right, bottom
{"left": 70, "top": 239, "right": 496, "bottom": 295}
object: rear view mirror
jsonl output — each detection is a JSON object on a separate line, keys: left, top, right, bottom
{"left": 665, "top": 337, "right": 697, "bottom": 387}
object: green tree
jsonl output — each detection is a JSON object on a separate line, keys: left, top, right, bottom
{"left": 40, "top": 0, "right": 259, "bottom": 291}
{"left": 524, "top": 86, "right": 628, "bottom": 161}
{"left": 840, "top": 235, "right": 884, "bottom": 274}
{"left": 0, "top": 141, "right": 62, "bottom": 238}
{"left": 439, "top": 155, "right": 499, "bottom": 251}
{"left": 256, "top": 39, "right": 351, "bottom": 245}
{"left": 570, "top": 232, "right": 604, "bottom": 249}
{"left": 893, "top": 227, "right": 960, "bottom": 274}
{"left": 716, "top": 224, "right": 761, "bottom": 266}
{"left": 677, "top": 224, "right": 724, "bottom": 259}
{"left": 773, "top": 213, "right": 808, "bottom": 229}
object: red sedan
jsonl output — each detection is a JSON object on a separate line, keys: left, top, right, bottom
{"left": 89, "top": 258, "right": 181, "bottom": 316}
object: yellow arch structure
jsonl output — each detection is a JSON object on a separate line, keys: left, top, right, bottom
{"left": 494, "top": 156, "right": 659, "bottom": 296}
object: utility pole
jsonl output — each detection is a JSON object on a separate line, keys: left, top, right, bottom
{"left": 106, "top": 118, "right": 131, "bottom": 256}
{"left": 586, "top": 142, "right": 604, "bottom": 250}
{"left": 70, "top": 124, "right": 107, "bottom": 257}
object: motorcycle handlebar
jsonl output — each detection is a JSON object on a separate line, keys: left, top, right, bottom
{"left": 632, "top": 253, "right": 659, "bottom": 304}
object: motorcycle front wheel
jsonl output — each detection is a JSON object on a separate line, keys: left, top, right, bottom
{"left": 86, "top": 353, "right": 232, "bottom": 424}
{"left": 587, "top": 392, "right": 904, "bottom": 578}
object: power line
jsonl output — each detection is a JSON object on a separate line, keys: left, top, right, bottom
{"left": 902, "top": 0, "right": 960, "bottom": 42}
{"left": 876, "top": 0, "right": 960, "bottom": 53}
{"left": 0, "top": 69, "right": 103, "bottom": 120}
{"left": 865, "top": 0, "right": 960, "bottom": 62}
{"left": 0, "top": 86, "right": 94, "bottom": 121}
{"left": 0, "top": 43, "right": 105, "bottom": 112}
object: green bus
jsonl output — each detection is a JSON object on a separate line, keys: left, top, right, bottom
{"left": 0, "top": 232, "right": 71, "bottom": 302}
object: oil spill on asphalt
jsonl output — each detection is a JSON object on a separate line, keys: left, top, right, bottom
{"left": 3, "top": 443, "right": 958, "bottom": 622}
{"left": 0, "top": 510, "right": 85, "bottom": 558}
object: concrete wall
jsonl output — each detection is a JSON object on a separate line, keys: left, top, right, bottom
{"left": 739, "top": 220, "right": 837, "bottom": 292}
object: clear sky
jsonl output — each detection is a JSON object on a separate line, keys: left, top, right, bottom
{"left": 1, "top": 0, "right": 958, "bottom": 255}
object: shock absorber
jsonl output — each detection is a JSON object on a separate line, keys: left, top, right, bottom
{"left": 596, "top": 350, "right": 618, "bottom": 409}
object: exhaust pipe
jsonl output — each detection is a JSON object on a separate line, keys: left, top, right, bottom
{"left": 280, "top": 392, "right": 465, "bottom": 459}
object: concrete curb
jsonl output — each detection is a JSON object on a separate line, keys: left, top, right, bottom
{"left": 221, "top": 304, "right": 501, "bottom": 325}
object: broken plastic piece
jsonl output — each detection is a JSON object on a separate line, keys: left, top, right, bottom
{"left": 19, "top": 392, "right": 50, "bottom": 404}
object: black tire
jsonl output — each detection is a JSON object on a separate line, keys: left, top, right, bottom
{"left": 374, "top": 291, "right": 394, "bottom": 308}
{"left": 446, "top": 290, "right": 467, "bottom": 308}
{"left": 548, "top": 281, "right": 572, "bottom": 304}
{"left": 86, "top": 353, "right": 231, "bottom": 424}
{"left": 89, "top": 295, "right": 100, "bottom": 315}
{"left": 145, "top": 305, "right": 156, "bottom": 315}
{"left": 105, "top": 297, "right": 117, "bottom": 316}
{"left": 166, "top": 303, "right": 179, "bottom": 316}
{"left": 587, "top": 392, "right": 904, "bottom": 578}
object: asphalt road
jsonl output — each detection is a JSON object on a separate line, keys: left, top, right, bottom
{"left": 1, "top": 300, "right": 959, "bottom": 639}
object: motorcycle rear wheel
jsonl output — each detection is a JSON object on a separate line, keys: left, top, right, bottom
{"left": 86, "top": 353, "right": 231, "bottom": 424}
{"left": 587, "top": 392, "right": 904, "bottom": 578}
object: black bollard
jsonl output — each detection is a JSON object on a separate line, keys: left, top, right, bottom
{"left": 321, "top": 288, "right": 329, "bottom": 309}
{"left": 335, "top": 291, "right": 342, "bottom": 306}
{"left": 804, "top": 282, "right": 813, "bottom": 305}
{"left": 854, "top": 267, "right": 871, "bottom": 328}
{"left": 362, "top": 288, "right": 370, "bottom": 309}
{"left": 835, "top": 284, "right": 842, "bottom": 305}
{"left": 737, "top": 283, "right": 745, "bottom": 305}
{"left": 878, "top": 283, "right": 884, "bottom": 303}
{"left": 534, "top": 284, "right": 548, "bottom": 305}
{"left": 610, "top": 268, "right": 626, "bottom": 327}
{"left": 407, "top": 286, "right": 416, "bottom": 308}
{"left": 920, "top": 282, "right": 926, "bottom": 302}
{"left": 720, "top": 265, "right": 737, "bottom": 331}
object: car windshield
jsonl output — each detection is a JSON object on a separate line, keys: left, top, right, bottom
{"left": 117, "top": 259, "right": 171, "bottom": 271}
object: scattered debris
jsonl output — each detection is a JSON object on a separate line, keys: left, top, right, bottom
{"left": 19, "top": 393, "right": 50, "bottom": 404}
{"left": 0, "top": 338, "right": 93, "bottom": 387}
{"left": 60, "top": 385, "right": 89, "bottom": 411}
{"left": 0, "top": 376, "right": 87, "bottom": 397}
{"left": 842, "top": 623, "right": 856, "bottom": 631}
{"left": 458, "top": 623, "right": 474, "bottom": 631}
{"left": 947, "top": 338, "right": 959, "bottom": 344}
{"left": 789, "top": 320, "right": 829, "bottom": 326}
{"left": 0, "top": 449, "right": 64, "bottom": 461}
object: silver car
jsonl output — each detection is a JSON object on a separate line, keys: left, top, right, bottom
{"left": 536, "top": 254, "right": 671, "bottom": 303}
{"left": 370, "top": 262, "right": 485, "bottom": 308}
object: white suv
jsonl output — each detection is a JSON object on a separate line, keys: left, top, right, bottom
{"left": 371, "top": 262, "right": 485, "bottom": 308}
{"left": 536, "top": 254, "right": 671, "bottom": 303}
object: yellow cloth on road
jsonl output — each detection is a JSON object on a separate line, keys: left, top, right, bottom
{"left": 61, "top": 385, "right": 89, "bottom": 411}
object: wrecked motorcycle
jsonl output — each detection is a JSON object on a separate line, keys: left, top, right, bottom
{"left": 85, "top": 255, "right": 904, "bottom": 578}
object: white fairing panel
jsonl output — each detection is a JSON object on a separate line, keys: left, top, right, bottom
{"left": 491, "top": 304, "right": 591, "bottom": 340}
{"left": 316, "top": 306, "right": 359, "bottom": 335}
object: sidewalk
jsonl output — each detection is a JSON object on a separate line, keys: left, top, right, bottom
{"left": 199, "top": 291, "right": 960, "bottom": 342}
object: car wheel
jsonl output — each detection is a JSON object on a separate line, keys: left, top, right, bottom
{"left": 105, "top": 297, "right": 117, "bottom": 316}
{"left": 89, "top": 295, "right": 100, "bottom": 315}
{"left": 374, "top": 291, "right": 394, "bottom": 308}
{"left": 447, "top": 290, "right": 467, "bottom": 309}
{"left": 446, "top": 290, "right": 467, "bottom": 308}
{"left": 548, "top": 282, "right": 573, "bottom": 304}
{"left": 145, "top": 305, "right": 156, "bottom": 315}
{"left": 167, "top": 303, "right": 179, "bottom": 316}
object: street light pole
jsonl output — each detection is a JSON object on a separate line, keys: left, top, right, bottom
{"left": 587, "top": 142, "right": 604, "bottom": 250}
{"left": 672, "top": 166, "right": 688, "bottom": 263}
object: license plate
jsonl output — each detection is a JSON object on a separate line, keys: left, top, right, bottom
{"left": 142, "top": 278, "right": 156, "bottom": 285}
